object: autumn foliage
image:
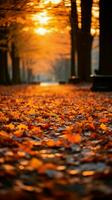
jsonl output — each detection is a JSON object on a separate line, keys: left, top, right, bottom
{"left": 0, "top": 85, "right": 112, "bottom": 200}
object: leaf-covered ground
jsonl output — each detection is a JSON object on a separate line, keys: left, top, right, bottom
{"left": 0, "top": 85, "right": 112, "bottom": 200}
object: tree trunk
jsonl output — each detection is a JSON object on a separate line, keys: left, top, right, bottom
{"left": 77, "top": 0, "right": 93, "bottom": 82}
{"left": 0, "top": 49, "right": 10, "bottom": 84}
{"left": 99, "top": 0, "right": 112, "bottom": 75}
{"left": 21, "top": 59, "right": 27, "bottom": 83}
{"left": 27, "top": 68, "right": 33, "bottom": 83}
{"left": 0, "top": 26, "right": 10, "bottom": 85}
{"left": 11, "top": 43, "right": 21, "bottom": 84}
{"left": 77, "top": 31, "right": 93, "bottom": 81}
{"left": 70, "top": 0, "right": 78, "bottom": 77}
{"left": 0, "top": 49, "right": 6, "bottom": 84}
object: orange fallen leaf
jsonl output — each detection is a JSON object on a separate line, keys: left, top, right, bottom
{"left": 14, "top": 130, "right": 23, "bottom": 137}
{"left": 38, "top": 163, "right": 57, "bottom": 173}
{"left": 66, "top": 133, "right": 81, "bottom": 143}
{"left": 100, "top": 123, "right": 108, "bottom": 131}
{"left": 0, "top": 131, "right": 11, "bottom": 140}
{"left": 3, "top": 164, "right": 15, "bottom": 175}
{"left": 29, "top": 158, "right": 43, "bottom": 170}
{"left": 99, "top": 118, "right": 109, "bottom": 123}
{"left": 46, "top": 139, "right": 56, "bottom": 147}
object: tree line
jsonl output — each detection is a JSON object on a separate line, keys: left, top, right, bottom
{"left": 0, "top": 0, "right": 112, "bottom": 85}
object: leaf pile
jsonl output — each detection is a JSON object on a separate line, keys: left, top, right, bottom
{"left": 0, "top": 85, "right": 112, "bottom": 200}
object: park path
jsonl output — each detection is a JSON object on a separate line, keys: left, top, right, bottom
{"left": 0, "top": 84, "right": 112, "bottom": 200}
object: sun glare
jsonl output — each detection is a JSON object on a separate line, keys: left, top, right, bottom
{"left": 43, "top": 0, "right": 62, "bottom": 5}
{"left": 50, "top": 0, "right": 62, "bottom": 4}
{"left": 32, "top": 11, "right": 51, "bottom": 25}
{"left": 35, "top": 27, "right": 49, "bottom": 35}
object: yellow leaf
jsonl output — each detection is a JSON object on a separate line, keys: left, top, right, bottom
{"left": 100, "top": 123, "right": 108, "bottom": 131}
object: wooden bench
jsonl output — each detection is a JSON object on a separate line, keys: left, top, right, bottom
{"left": 91, "top": 75, "right": 112, "bottom": 91}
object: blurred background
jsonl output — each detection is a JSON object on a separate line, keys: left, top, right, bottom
{"left": 0, "top": 0, "right": 99, "bottom": 84}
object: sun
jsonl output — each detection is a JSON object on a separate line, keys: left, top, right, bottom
{"left": 32, "top": 11, "right": 51, "bottom": 25}
{"left": 50, "top": 0, "right": 62, "bottom": 4}
{"left": 43, "top": 0, "right": 62, "bottom": 5}
{"left": 35, "top": 27, "right": 49, "bottom": 35}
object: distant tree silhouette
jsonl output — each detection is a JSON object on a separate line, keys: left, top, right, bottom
{"left": 99, "top": 0, "right": 112, "bottom": 75}
{"left": 0, "top": 26, "right": 10, "bottom": 84}
{"left": 52, "top": 58, "right": 70, "bottom": 82}
{"left": 27, "top": 67, "right": 33, "bottom": 83}
{"left": 11, "top": 41, "right": 21, "bottom": 84}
